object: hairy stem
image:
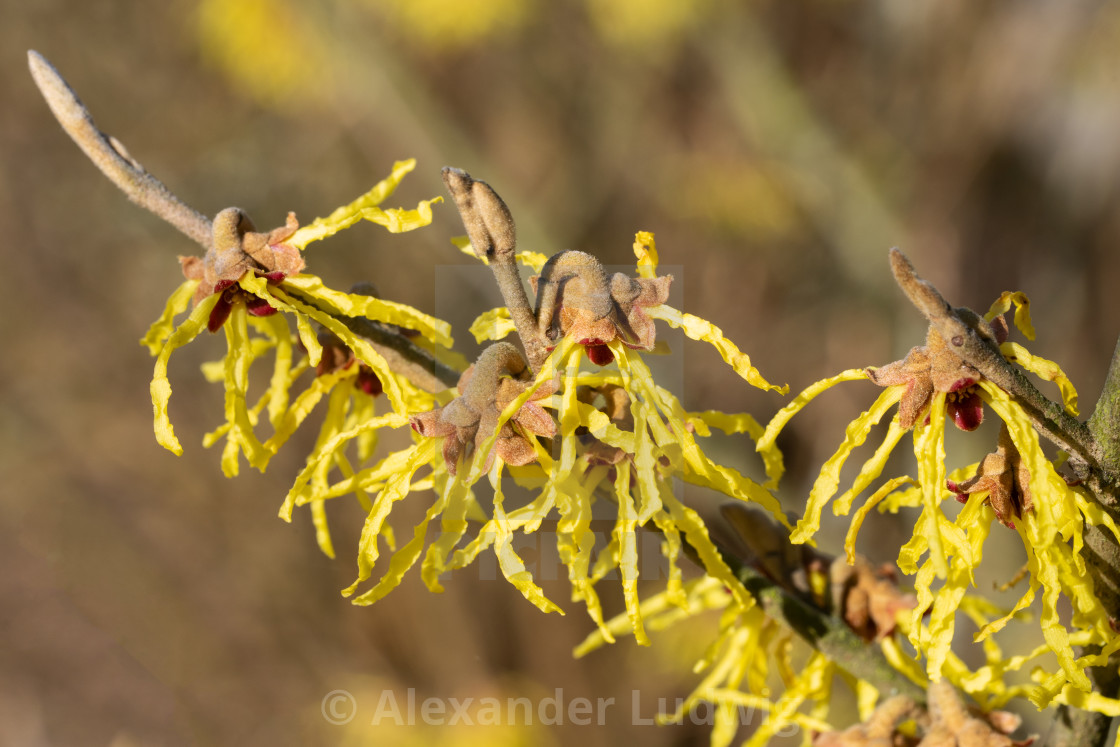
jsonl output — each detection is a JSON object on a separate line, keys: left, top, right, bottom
{"left": 442, "top": 167, "right": 550, "bottom": 372}
{"left": 28, "top": 50, "right": 213, "bottom": 250}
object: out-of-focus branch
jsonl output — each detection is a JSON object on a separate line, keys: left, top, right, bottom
{"left": 720, "top": 548, "right": 928, "bottom": 705}
{"left": 27, "top": 50, "right": 214, "bottom": 250}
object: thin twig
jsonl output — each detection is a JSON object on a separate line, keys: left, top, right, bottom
{"left": 442, "top": 167, "right": 550, "bottom": 372}
{"left": 27, "top": 50, "right": 213, "bottom": 250}
{"left": 888, "top": 248, "right": 1118, "bottom": 506}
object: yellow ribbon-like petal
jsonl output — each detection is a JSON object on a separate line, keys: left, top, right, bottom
{"left": 469, "top": 307, "right": 516, "bottom": 343}
{"left": 141, "top": 278, "right": 198, "bottom": 354}
{"left": 633, "top": 230, "right": 659, "bottom": 279}
{"left": 985, "top": 291, "right": 1035, "bottom": 340}
{"left": 289, "top": 159, "right": 435, "bottom": 248}
{"left": 281, "top": 274, "right": 453, "bottom": 348}
{"left": 1000, "top": 341, "right": 1079, "bottom": 416}
{"left": 150, "top": 294, "right": 221, "bottom": 455}
{"left": 790, "top": 386, "right": 903, "bottom": 544}
{"left": 646, "top": 304, "right": 787, "bottom": 393}
{"left": 757, "top": 369, "right": 870, "bottom": 487}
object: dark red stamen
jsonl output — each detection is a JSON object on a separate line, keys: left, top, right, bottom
{"left": 948, "top": 391, "right": 984, "bottom": 431}
{"left": 357, "top": 368, "right": 383, "bottom": 397}
{"left": 582, "top": 340, "right": 614, "bottom": 366}
{"left": 207, "top": 297, "right": 233, "bottom": 332}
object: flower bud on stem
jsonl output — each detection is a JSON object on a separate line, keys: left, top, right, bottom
{"left": 442, "top": 167, "right": 550, "bottom": 372}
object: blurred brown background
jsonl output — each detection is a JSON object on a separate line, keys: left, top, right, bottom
{"left": 4, "top": 1, "right": 1120, "bottom": 745}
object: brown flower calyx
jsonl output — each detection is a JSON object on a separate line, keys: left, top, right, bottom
{"left": 315, "top": 329, "right": 383, "bottom": 397}
{"left": 714, "top": 504, "right": 916, "bottom": 640}
{"left": 814, "top": 681, "right": 1032, "bottom": 747}
{"left": 179, "top": 207, "right": 305, "bottom": 328}
{"left": 830, "top": 557, "right": 918, "bottom": 641}
{"left": 948, "top": 424, "right": 1033, "bottom": 529}
{"left": 410, "top": 342, "right": 556, "bottom": 474}
{"left": 531, "top": 250, "right": 672, "bottom": 366}
{"left": 867, "top": 313, "right": 1009, "bottom": 432}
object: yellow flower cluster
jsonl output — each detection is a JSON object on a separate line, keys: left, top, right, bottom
{"left": 288, "top": 233, "right": 790, "bottom": 649}
{"left": 143, "top": 160, "right": 447, "bottom": 554}
{"left": 758, "top": 291, "right": 1120, "bottom": 711}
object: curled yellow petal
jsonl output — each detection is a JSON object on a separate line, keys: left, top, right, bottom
{"left": 219, "top": 302, "right": 271, "bottom": 476}
{"left": 845, "top": 476, "right": 915, "bottom": 564}
{"left": 833, "top": 418, "right": 908, "bottom": 516}
{"left": 790, "top": 387, "right": 903, "bottom": 544}
{"left": 349, "top": 468, "right": 450, "bottom": 606}
{"left": 255, "top": 313, "right": 297, "bottom": 428}
{"left": 344, "top": 439, "right": 437, "bottom": 594}
{"left": 613, "top": 462, "right": 649, "bottom": 645}
{"left": 646, "top": 304, "right": 787, "bottom": 393}
{"left": 281, "top": 274, "right": 453, "bottom": 348}
{"left": 985, "top": 291, "right": 1035, "bottom": 340}
{"left": 290, "top": 159, "right": 420, "bottom": 248}
{"left": 141, "top": 279, "right": 198, "bottom": 354}
{"left": 357, "top": 197, "right": 442, "bottom": 234}
{"left": 268, "top": 285, "right": 417, "bottom": 414}
{"left": 469, "top": 307, "right": 516, "bottom": 343}
{"left": 1000, "top": 340, "right": 1079, "bottom": 416}
{"left": 295, "top": 310, "right": 322, "bottom": 367}
{"left": 757, "top": 369, "right": 869, "bottom": 487}
{"left": 489, "top": 463, "right": 565, "bottom": 614}
{"left": 633, "top": 230, "right": 659, "bottom": 278}
{"left": 150, "top": 294, "right": 221, "bottom": 455}
{"left": 266, "top": 366, "right": 353, "bottom": 460}
{"left": 913, "top": 394, "right": 949, "bottom": 578}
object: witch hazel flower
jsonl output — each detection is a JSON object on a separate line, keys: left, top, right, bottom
{"left": 178, "top": 208, "right": 305, "bottom": 331}
{"left": 867, "top": 312, "right": 1009, "bottom": 432}
{"left": 141, "top": 160, "right": 448, "bottom": 477}
{"left": 530, "top": 249, "right": 672, "bottom": 365}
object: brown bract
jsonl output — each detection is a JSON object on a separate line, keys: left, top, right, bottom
{"left": 948, "top": 424, "right": 1033, "bottom": 529}
{"left": 867, "top": 316, "right": 1008, "bottom": 431}
{"left": 577, "top": 384, "right": 633, "bottom": 466}
{"left": 410, "top": 342, "right": 556, "bottom": 475}
{"left": 814, "top": 681, "right": 1032, "bottom": 747}
{"left": 179, "top": 208, "right": 304, "bottom": 304}
{"left": 715, "top": 504, "right": 916, "bottom": 640}
{"left": 831, "top": 558, "right": 918, "bottom": 641}
{"left": 532, "top": 250, "right": 672, "bottom": 365}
